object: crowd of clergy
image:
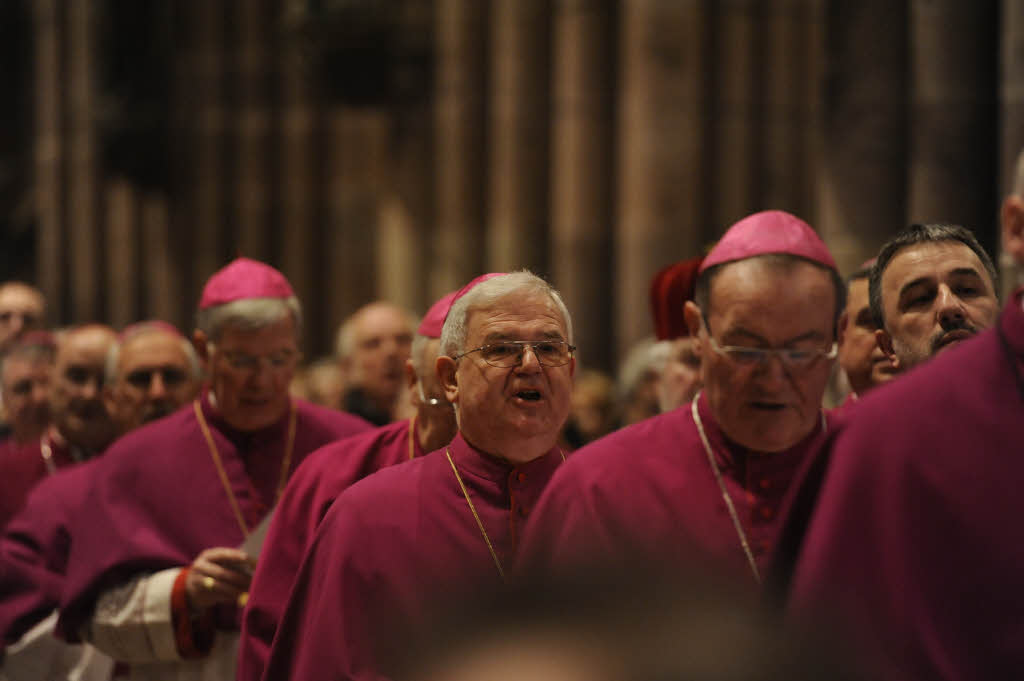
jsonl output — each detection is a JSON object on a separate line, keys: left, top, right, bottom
{"left": 1, "top": 151, "right": 1022, "bottom": 681}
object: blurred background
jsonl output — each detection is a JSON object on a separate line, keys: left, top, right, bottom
{"left": 0, "top": 0, "right": 1019, "bottom": 372}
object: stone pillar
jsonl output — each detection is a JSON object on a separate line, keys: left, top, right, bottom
{"left": 105, "top": 179, "right": 139, "bottom": 327}
{"left": 235, "top": 0, "right": 271, "bottom": 261}
{"left": 709, "top": 0, "right": 758, "bottom": 232}
{"left": 1001, "top": 0, "right": 1024, "bottom": 295}
{"left": 815, "top": 1, "right": 908, "bottom": 275}
{"left": 433, "top": 0, "right": 488, "bottom": 296}
{"left": 486, "top": 0, "right": 551, "bottom": 275}
{"left": 192, "top": 2, "right": 226, "bottom": 280}
{"left": 141, "top": 194, "right": 178, "bottom": 322}
{"left": 67, "top": 0, "right": 99, "bottom": 321}
{"left": 550, "top": 0, "right": 615, "bottom": 371}
{"left": 908, "top": 1, "right": 997, "bottom": 253}
{"left": 615, "top": 0, "right": 705, "bottom": 360}
{"left": 33, "top": 0, "right": 64, "bottom": 319}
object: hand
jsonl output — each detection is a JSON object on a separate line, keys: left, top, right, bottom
{"left": 185, "top": 547, "right": 256, "bottom": 613}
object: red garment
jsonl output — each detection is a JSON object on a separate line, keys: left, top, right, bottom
{"left": 57, "top": 394, "right": 371, "bottom": 643}
{"left": 236, "top": 419, "right": 427, "bottom": 681}
{"left": 0, "top": 458, "right": 98, "bottom": 646}
{"left": 519, "top": 393, "right": 833, "bottom": 581}
{"left": 786, "top": 293, "right": 1024, "bottom": 681}
{"left": 262, "top": 433, "right": 564, "bottom": 681}
{"left": 0, "top": 436, "right": 75, "bottom": 530}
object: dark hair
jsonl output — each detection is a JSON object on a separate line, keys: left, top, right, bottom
{"left": 868, "top": 223, "right": 998, "bottom": 330}
{"left": 693, "top": 254, "right": 846, "bottom": 337}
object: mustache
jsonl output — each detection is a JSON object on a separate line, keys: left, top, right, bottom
{"left": 929, "top": 319, "right": 978, "bottom": 353}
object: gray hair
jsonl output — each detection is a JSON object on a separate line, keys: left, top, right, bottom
{"left": 868, "top": 223, "right": 998, "bottom": 330}
{"left": 196, "top": 296, "right": 302, "bottom": 343}
{"left": 0, "top": 337, "right": 56, "bottom": 386}
{"left": 439, "top": 271, "right": 574, "bottom": 357}
{"left": 105, "top": 323, "right": 203, "bottom": 385}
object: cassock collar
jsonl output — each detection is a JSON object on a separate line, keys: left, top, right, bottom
{"left": 447, "top": 432, "right": 563, "bottom": 488}
{"left": 694, "top": 391, "right": 823, "bottom": 477}
{"left": 199, "top": 388, "right": 292, "bottom": 448}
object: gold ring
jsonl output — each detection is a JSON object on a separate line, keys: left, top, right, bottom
{"left": 202, "top": 576, "right": 215, "bottom": 590}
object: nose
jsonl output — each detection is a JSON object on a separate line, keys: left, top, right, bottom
{"left": 31, "top": 382, "right": 48, "bottom": 404}
{"left": 754, "top": 350, "right": 790, "bottom": 386}
{"left": 515, "top": 344, "right": 543, "bottom": 373}
{"left": 148, "top": 372, "right": 168, "bottom": 400}
{"left": 80, "top": 376, "right": 101, "bottom": 400}
{"left": 936, "top": 285, "right": 967, "bottom": 328}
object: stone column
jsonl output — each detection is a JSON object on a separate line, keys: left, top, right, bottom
{"left": 709, "top": 0, "right": 758, "bottom": 232}
{"left": 486, "top": 0, "right": 551, "bottom": 275}
{"left": 1001, "top": 0, "right": 1024, "bottom": 295}
{"left": 33, "top": 0, "right": 64, "bottom": 318}
{"left": 550, "top": 0, "right": 615, "bottom": 371}
{"left": 67, "top": 0, "right": 99, "bottom": 321}
{"left": 908, "top": 1, "right": 997, "bottom": 253}
{"left": 815, "top": 1, "right": 908, "bottom": 274}
{"left": 615, "top": 0, "right": 705, "bottom": 360}
{"left": 104, "top": 179, "right": 139, "bottom": 327}
{"left": 192, "top": 2, "right": 226, "bottom": 280}
{"left": 433, "top": 0, "right": 488, "bottom": 297}
{"left": 235, "top": 0, "right": 271, "bottom": 261}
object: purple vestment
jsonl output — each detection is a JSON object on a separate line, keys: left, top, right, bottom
{"left": 0, "top": 459, "right": 98, "bottom": 647}
{"left": 261, "top": 432, "right": 564, "bottom": 681}
{"left": 786, "top": 293, "right": 1024, "bottom": 681}
{"left": 57, "top": 393, "right": 370, "bottom": 642}
{"left": 0, "top": 437, "right": 75, "bottom": 530}
{"left": 236, "top": 418, "right": 427, "bottom": 681}
{"left": 519, "top": 391, "right": 833, "bottom": 581}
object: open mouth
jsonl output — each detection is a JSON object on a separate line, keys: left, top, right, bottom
{"left": 515, "top": 389, "right": 542, "bottom": 402}
{"left": 936, "top": 329, "right": 973, "bottom": 350}
{"left": 750, "top": 401, "right": 786, "bottom": 411}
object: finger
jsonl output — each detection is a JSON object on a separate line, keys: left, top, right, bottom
{"left": 197, "top": 547, "right": 251, "bottom": 565}
{"left": 187, "top": 571, "right": 247, "bottom": 609}
{"left": 193, "top": 561, "right": 252, "bottom": 592}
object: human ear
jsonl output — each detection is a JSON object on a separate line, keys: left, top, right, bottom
{"left": 875, "top": 329, "right": 899, "bottom": 368}
{"left": 437, "top": 355, "right": 459, "bottom": 404}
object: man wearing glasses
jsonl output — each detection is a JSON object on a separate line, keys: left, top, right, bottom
{"left": 55, "top": 258, "right": 371, "bottom": 681}
{"left": 262, "top": 271, "right": 574, "bottom": 681}
{"left": 520, "top": 210, "right": 843, "bottom": 586}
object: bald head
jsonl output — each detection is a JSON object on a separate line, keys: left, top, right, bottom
{"left": 336, "top": 301, "right": 415, "bottom": 418}
{"left": 51, "top": 325, "right": 117, "bottom": 454}
{"left": 0, "top": 282, "right": 45, "bottom": 353}
{"left": 104, "top": 324, "right": 202, "bottom": 435}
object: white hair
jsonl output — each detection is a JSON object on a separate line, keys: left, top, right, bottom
{"left": 105, "top": 324, "right": 203, "bottom": 385}
{"left": 439, "top": 271, "right": 574, "bottom": 357}
{"left": 196, "top": 296, "right": 302, "bottom": 342}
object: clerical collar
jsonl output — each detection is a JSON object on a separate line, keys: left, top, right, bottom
{"left": 448, "top": 433, "right": 562, "bottom": 485}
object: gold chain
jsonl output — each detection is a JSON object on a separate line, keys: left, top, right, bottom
{"left": 446, "top": 447, "right": 506, "bottom": 581}
{"left": 194, "top": 399, "right": 297, "bottom": 537}
{"left": 691, "top": 395, "right": 761, "bottom": 584}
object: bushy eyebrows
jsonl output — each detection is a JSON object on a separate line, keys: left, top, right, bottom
{"left": 482, "top": 330, "right": 565, "bottom": 344}
{"left": 723, "top": 326, "right": 825, "bottom": 346}
{"left": 898, "top": 267, "right": 985, "bottom": 299}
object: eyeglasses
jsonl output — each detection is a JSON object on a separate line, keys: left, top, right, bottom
{"left": 452, "top": 340, "right": 576, "bottom": 368}
{"left": 214, "top": 347, "right": 300, "bottom": 372}
{"left": 702, "top": 319, "right": 836, "bottom": 370}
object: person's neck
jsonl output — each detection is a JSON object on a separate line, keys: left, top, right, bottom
{"left": 460, "top": 431, "right": 556, "bottom": 465}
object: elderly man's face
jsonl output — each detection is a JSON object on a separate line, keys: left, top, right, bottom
{"left": 50, "top": 326, "right": 117, "bottom": 451}
{"left": 838, "top": 277, "right": 896, "bottom": 396}
{"left": 879, "top": 241, "right": 999, "bottom": 370}
{"left": 348, "top": 304, "right": 414, "bottom": 407}
{"left": 105, "top": 331, "right": 200, "bottom": 434}
{"left": 2, "top": 355, "right": 52, "bottom": 443}
{"left": 0, "top": 285, "right": 44, "bottom": 353}
{"left": 203, "top": 315, "right": 299, "bottom": 431}
{"left": 691, "top": 258, "right": 837, "bottom": 453}
{"left": 441, "top": 291, "right": 574, "bottom": 462}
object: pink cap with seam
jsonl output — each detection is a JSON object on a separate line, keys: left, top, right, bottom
{"left": 698, "top": 210, "right": 837, "bottom": 274}
{"left": 198, "top": 258, "right": 295, "bottom": 309}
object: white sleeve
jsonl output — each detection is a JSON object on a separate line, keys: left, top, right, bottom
{"left": 2, "top": 611, "right": 114, "bottom": 681}
{"left": 82, "top": 567, "right": 185, "bottom": 664}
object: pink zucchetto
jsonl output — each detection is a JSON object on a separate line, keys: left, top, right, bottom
{"left": 198, "top": 258, "right": 295, "bottom": 310}
{"left": 417, "top": 273, "right": 507, "bottom": 338}
{"left": 698, "top": 210, "right": 837, "bottom": 274}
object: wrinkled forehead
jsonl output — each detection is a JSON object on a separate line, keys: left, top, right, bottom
{"left": 56, "top": 329, "right": 116, "bottom": 368}
{"left": 0, "top": 286, "right": 44, "bottom": 312}
{"left": 465, "top": 292, "right": 568, "bottom": 341}
{"left": 883, "top": 240, "right": 991, "bottom": 293}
